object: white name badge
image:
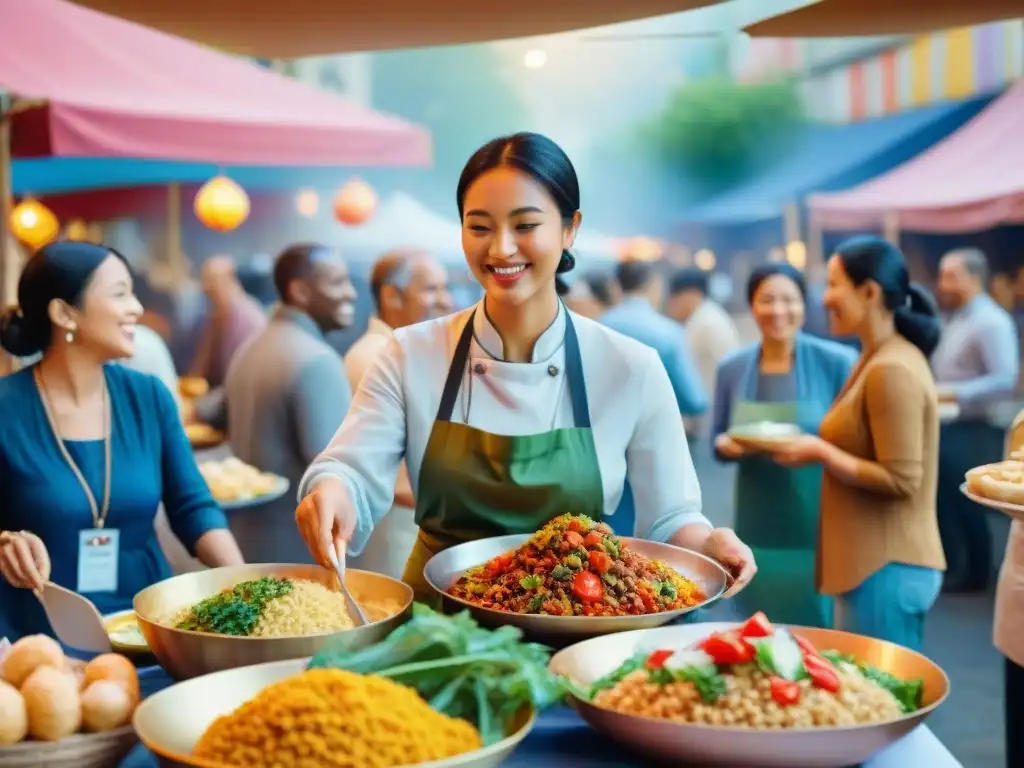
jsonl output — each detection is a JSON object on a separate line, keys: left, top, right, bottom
{"left": 77, "top": 528, "right": 120, "bottom": 594}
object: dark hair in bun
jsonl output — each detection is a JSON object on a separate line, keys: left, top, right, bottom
{"left": 0, "top": 241, "right": 129, "bottom": 358}
{"left": 457, "top": 132, "right": 580, "bottom": 277}
{"left": 833, "top": 235, "right": 941, "bottom": 357}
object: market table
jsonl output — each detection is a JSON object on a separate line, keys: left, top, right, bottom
{"left": 121, "top": 667, "right": 962, "bottom": 768}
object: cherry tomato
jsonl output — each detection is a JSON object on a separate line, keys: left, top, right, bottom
{"left": 588, "top": 550, "right": 613, "bottom": 574}
{"left": 739, "top": 612, "right": 774, "bottom": 639}
{"left": 564, "top": 531, "right": 585, "bottom": 549}
{"left": 646, "top": 650, "right": 674, "bottom": 669}
{"left": 584, "top": 532, "right": 604, "bottom": 548}
{"left": 572, "top": 570, "right": 603, "bottom": 603}
{"left": 804, "top": 654, "right": 841, "bottom": 693}
{"left": 698, "top": 630, "right": 755, "bottom": 665}
{"left": 770, "top": 677, "right": 801, "bottom": 706}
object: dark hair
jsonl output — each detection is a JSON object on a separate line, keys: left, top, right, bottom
{"left": 582, "top": 271, "right": 615, "bottom": 307}
{"left": 369, "top": 248, "right": 421, "bottom": 312}
{"left": 616, "top": 260, "right": 659, "bottom": 294}
{"left": 456, "top": 132, "right": 580, "bottom": 276}
{"left": 669, "top": 267, "right": 709, "bottom": 297}
{"left": 834, "top": 235, "right": 941, "bottom": 357}
{"left": 746, "top": 263, "right": 807, "bottom": 306}
{"left": 273, "top": 243, "right": 331, "bottom": 305}
{"left": 0, "top": 241, "right": 129, "bottom": 358}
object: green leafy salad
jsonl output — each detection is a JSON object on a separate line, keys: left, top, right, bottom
{"left": 308, "top": 604, "right": 566, "bottom": 745}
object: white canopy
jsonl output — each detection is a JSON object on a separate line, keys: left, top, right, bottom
{"left": 338, "top": 192, "right": 463, "bottom": 256}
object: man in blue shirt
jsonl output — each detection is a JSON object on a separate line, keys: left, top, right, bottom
{"left": 933, "top": 248, "right": 1021, "bottom": 592}
{"left": 598, "top": 260, "right": 707, "bottom": 536}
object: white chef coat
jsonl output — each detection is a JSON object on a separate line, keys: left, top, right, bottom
{"left": 994, "top": 409, "right": 1024, "bottom": 666}
{"left": 301, "top": 302, "right": 709, "bottom": 556}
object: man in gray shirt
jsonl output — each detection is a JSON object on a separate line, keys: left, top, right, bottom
{"left": 933, "top": 248, "right": 1021, "bottom": 591}
{"left": 223, "top": 244, "right": 357, "bottom": 564}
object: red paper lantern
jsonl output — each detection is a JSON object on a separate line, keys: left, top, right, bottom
{"left": 333, "top": 179, "right": 377, "bottom": 226}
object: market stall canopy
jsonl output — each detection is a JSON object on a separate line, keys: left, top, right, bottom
{"left": 745, "top": 0, "right": 1022, "bottom": 38}
{"left": 68, "top": 0, "right": 726, "bottom": 57}
{"left": 338, "top": 192, "right": 463, "bottom": 256}
{"left": 1, "top": 0, "right": 430, "bottom": 166}
{"left": 809, "top": 82, "right": 1024, "bottom": 233}
{"left": 677, "top": 95, "right": 992, "bottom": 250}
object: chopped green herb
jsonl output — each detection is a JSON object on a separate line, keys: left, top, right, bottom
{"left": 587, "top": 653, "right": 646, "bottom": 698}
{"left": 176, "top": 576, "right": 293, "bottom": 636}
{"left": 551, "top": 565, "right": 572, "bottom": 580}
{"left": 820, "top": 649, "right": 924, "bottom": 713}
{"left": 600, "top": 537, "right": 621, "bottom": 559}
{"left": 519, "top": 575, "right": 543, "bottom": 590}
{"left": 526, "top": 595, "right": 545, "bottom": 613}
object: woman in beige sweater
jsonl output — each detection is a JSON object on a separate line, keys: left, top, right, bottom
{"left": 769, "top": 236, "right": 946, "bottom": 651}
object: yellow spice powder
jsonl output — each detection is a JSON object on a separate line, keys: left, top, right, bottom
{"left": 193, "top": 668, "right": 482, "bottom": 768}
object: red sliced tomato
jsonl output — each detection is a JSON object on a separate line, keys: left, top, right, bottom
{"left": 794, "top": 635, "right": 822, "bottom": 659}
{"left": 572, "top": 570, "right": 603, "bottom": 603}
{"left": 639, "top": 590, "right": 657, "bottom": 613}
{"left": 567, "top": 519, "right": 586, "bottom": 533}
{"left": 804, "top": 654, "right": 841, "bottom": 693}
{"left": 564, "top": 531, "right": 585, "bottom": 549}
{"left": 588, "top": 550, "right": 613, "bottom": 574}
{"left": 739, "top": 611, "right": 774, "bottom": 639}
{"left": 698, "top": 630, "right": 755, "bottom": 665}
{"left": 646, "top": 649, "right": 674, "bottom": 669}
{"left": 770, "top": 677, "right": 801, "bottom": 706}
{"left": 485, "top": 554, "right": 513, "bottom": 578}
{"left": 584, "top": 532, "right": 604, "bottom": 548}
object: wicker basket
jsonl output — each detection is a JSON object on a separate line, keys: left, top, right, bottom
{"left": 0, "top": 725, "right": 138, "bottom": 768}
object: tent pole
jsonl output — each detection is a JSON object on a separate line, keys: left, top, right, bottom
{"left": 167, "top": 182, "right": 183, "bottom": 285}
{"left": 0, "top": 100, "right": 11, "bottom": 311}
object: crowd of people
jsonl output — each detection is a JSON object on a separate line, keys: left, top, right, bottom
{"left": 0, "top": 131, "right": 1021, "bottom": 762}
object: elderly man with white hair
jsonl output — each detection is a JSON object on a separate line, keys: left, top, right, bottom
{"left": 344, "top": 249, "right": 452, "bottom": 578}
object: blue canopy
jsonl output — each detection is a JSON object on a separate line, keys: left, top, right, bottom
{"left": 678, "top": 94, "right": 995, "bottom": 252}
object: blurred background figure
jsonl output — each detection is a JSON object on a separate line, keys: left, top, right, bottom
{"left": 666, "top": 267, "right": 741, "bottom": 438}
{"left": 561, "top": 274, "right": 605, "bottom": 319}
{"left": 189, "top": 256, "right": 268, "bottom": 389}
{"left": 933, "top": 248, "right": 1020, "bottom": 592}
{"left": 346, "top": 249, "right": 452, "bottom": 578}
{"left": 712, "top": 263, "right": 854, "bottom": 627}
{"left": 121, "top": 323, "right": 182, "bottom": 412}
{"left": 222, "top": 244, "right": 356, "bottom": 564}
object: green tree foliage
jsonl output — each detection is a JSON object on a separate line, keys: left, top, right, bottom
{"left": 370, "top": 44, "right": 529, "bottom": 209}
{"left": 643, "top": 76, "right": 805, "bottom": 193}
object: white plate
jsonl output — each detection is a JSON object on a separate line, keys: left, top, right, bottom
{"left": 216, "top": 475, "right": 290, "bottom": 511}
{"left": 728, "top": 422, "right": 803, "bottom": 451}
{"left": 960, "top": 482, "right": 1024, "bottom": 522}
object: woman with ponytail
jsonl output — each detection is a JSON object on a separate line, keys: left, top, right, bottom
{"left": 0, "top": 242, "right": 243, "bottom": 641}
{"left": 294, "top": 132, "right": 756, "bottom": 601}
{"left": 767, "top": 235, "right": 946, "bottom": 650}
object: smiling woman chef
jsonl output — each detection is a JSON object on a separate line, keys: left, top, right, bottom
{"left": 296, "top": 133, "right": 756, "bottom": 600}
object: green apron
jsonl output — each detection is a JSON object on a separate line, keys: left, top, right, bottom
{"left": 731, "top": 398, "right": 832, "bottom": 628}
{"left": 402, "top": 308, "right": 605, "bottom": 603}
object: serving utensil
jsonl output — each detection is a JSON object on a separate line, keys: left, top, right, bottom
{"left": 423, "top": 535, "right": 729, "bottom": 645}
{"left": 36, "top": 581, "right": 112, "bottom": 654}
{"left": 549, "top": 622, "right": 950, "bottom": 767}
{"left": 133, "top": 657, "right": 536, "bottom": 768}
{"left": 327, "top": 539, "right": 370, "bottom": 627}
{"left": 133, "top": 563, "right": 412, "bottom": 680}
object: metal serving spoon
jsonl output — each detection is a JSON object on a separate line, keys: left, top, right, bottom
{"left": 327, "top": 540, "right": 370, "bottom": 627}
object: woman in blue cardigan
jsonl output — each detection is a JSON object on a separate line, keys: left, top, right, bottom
{"left": 712, "top": 264, "right": 855, "bottom": 627}
{"left": 0, "top": 241, "right": 244, "bottom": 642}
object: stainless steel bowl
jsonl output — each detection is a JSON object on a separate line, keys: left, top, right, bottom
{"left": 133, "top": 563, "right": 413, "bottom": 680}
{"left": 549, "top": 622, "right": 950, "bottom": 767}
{"left": 423, "top": 535, "right": 728, "bottom": 645}
{"left": 133, "top": 657, "right": 536, "bottom": 768}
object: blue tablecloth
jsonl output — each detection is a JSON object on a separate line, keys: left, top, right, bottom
{"left": 123, "top": 668, "right": 962, "bottom": 768}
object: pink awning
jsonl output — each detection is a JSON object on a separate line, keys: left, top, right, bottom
{"left": 809, "top": 83, "right": 1024, "bottom": 233}
{"left": 0, "top": 0, "right": 430, "bottom": 166}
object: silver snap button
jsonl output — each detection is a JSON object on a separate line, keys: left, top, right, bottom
{"left": 473, "top": 363, "right": 486, "bottom": 375}
{"left": 548, "top": 365, "right": 559, "bottom": 377}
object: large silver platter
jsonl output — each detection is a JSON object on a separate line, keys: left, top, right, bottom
{"left": 424, "top": 535, "right": 728, "bottom": 644}
{"left": 133, "top": 657, "right": 535, "bottom": 768}
{"left": 549, "top": 622, "right": 950, "bottom": 767}
{"left": 134, "top": 563, "right": 412, "bottom": 680}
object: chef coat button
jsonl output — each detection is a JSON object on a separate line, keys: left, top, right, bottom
{"left": 548, "top": 365, "right": 559, "bottom": 377}
{"left": 473, "top": 363, "right": 486, "bottom": 375}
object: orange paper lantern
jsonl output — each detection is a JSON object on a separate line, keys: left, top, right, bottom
{"left": 194, "top": 175, "right": 250, "bottom": 232}
{"left": 10, "top": 198, "right": 60, "bottom": 252}
{"left": 65, "top": 218, "right": 90, "bottom": 241}
{"left": 333, "top": 178, "right": 377, "bottom": 226}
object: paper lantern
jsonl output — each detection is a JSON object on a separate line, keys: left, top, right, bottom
{"left": 10, "top": 198, "right": 60, "bottom": 252}
{"left": 65, "top": 219, "right": 90, "bottom": 241}
{"left": 333, "top": 178, "right": 377, "bottom": 226}
{"left": 295, "top": 188, "right": 319, "bottom": 218}
{"left": 194, "top": 175, "right": 250, "bottom": 232}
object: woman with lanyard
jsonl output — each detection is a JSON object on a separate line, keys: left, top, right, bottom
{"left": 296, "top": 132, "right": 756, "bottom": 601}
{"left": 0, "top": 241, "right": 243, "bottom": 642}
{"left": 712, "top": 264, "right": 855, "bottom": 627}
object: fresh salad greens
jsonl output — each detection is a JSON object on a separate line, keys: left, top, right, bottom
{"left": 585, "top": 648, "right": 728, "bottom": 704}
{"left": 176, "top": 576, "right": 293, "bottom": 636}
{"left": 308, "top": 604, "right": 565, "bottom": 745}
{"left": 821, "top": 650, "right": 925, "bottom": 713}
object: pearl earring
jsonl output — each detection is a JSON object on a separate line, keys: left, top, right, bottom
{"left": 65, "top": 327, "right": 76, "bottom": 344}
